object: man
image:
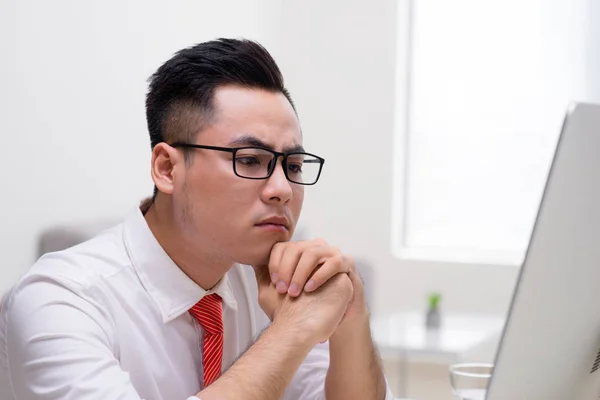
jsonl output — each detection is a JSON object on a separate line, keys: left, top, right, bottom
{"left": 0, "top": 38, "right": 393, "bottom": 399}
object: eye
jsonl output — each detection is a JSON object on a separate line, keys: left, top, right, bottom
{"left": 236, "top": 156, "right": 261, "bottom": 166}
{"left": 287, "top": 163, "right": 303, "bottom": 174}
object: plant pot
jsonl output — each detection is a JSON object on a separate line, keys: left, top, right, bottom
{"left": 426, "top": 308, "right": 441, "bottom": 330}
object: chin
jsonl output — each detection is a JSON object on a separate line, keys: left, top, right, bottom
{"left": 234, "top": 253, "right": 269, "bottom": 267}
{"left": 233, "top": 239, "right": 283, "bottom": 266}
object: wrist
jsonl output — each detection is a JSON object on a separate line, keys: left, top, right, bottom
{"left": 271, "top": 317, "right": 318, "bottom": 349}
{"left": 330, "top": 312, "right": 370, "bottom": 345}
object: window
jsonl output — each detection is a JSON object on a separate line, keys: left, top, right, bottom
{"left": 392, "top": 0, "right": 594, "bottom": 266}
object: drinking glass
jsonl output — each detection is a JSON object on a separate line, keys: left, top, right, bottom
{"left": 449, "top": 363, "right": 493, "bottom": 400}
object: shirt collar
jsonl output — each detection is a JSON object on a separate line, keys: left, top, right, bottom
{"left": 122, "top": 207, "right": 238, "bottom": 323}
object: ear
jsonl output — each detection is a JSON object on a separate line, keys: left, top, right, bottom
{"left": 151, "top": 143, "right": 183, "bottom": 196}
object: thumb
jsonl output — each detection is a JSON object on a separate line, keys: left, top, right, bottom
{"left": 348, "top": 269, "right": 364, "bottom": 301}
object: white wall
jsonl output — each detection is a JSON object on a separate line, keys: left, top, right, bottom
{"left": 2, "top": 0, "right": 598, "bottom": 321}
{"left": 277, "top": 0, "right": 600, "bottom": 318}
{"left": 278, "top": 0, "right": 519, "bottom": 318}
{"left": 0, "top": 0, "right": 520, "bottom": 317}
{"left": 0, "top": 0, "right": 282, "bottom": 294}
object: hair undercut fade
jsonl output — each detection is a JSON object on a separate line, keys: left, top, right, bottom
{"left": 145, "top": 38, "right": 296, "bottom": 197}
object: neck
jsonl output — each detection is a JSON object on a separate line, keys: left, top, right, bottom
{"left": 143, "top": 197, "right": 231, "bottom": 290}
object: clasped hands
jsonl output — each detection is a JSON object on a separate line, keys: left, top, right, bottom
{"left": 253, "top": 239, "right": 367, "bottom": 344}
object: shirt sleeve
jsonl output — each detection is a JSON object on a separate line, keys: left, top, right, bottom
{"left": 3, "top": 273, "right": 144, "bottom": 400}
{"left": 281, "top": 341, "right": 396, "bottom": 400}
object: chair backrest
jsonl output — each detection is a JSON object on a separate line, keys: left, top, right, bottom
{"left": 37, "top": 221, "right": 116, "bottom": 258}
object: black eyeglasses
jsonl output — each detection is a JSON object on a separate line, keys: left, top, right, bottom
{"left": 171, "top": 143, "right": 325, "bottom": 185}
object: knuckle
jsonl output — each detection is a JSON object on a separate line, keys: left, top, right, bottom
{"left": 282, "top": 246, "right": 301, "bottom": 263}
{"left": 294, "top": 240, "right": 312, "bottom": 250}
{"left": 328, "top": 255, "right": 345, "bottom": 269}
{"left": 342, "top": 256, "right": 353, "bottom": 271}
{"left": 272, "top": 242, "right": 286, "bottom": 252}
{"left": 304, "top": 246, "right": 321, "bottom": 259}
{"left": 292, "top": 245, "right": 306, "bottom": 257}
{"left": 330, "top": 275, "right": 353, "bottom": 301}
{"left": 341, "top": 274, "right": 353, "bottom": 292}
{"left": 332, "top": 253, "right": 344, "bottom": 263}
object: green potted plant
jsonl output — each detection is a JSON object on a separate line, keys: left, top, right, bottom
{"left": 426, "top": 292, "right": 442, "bottom": 329}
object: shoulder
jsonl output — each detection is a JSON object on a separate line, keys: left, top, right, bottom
{"left": 18, "top": 222, "right": 128, "bottom": 290}
{"left": 0, "top": 225, "right": 133, "bottom": 400}
{"left": 1, "top": 222, "right": 131, "bottom": 330}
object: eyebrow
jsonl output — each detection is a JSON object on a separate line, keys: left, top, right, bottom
{"left": 229, "top": 134, "right": 305, "bottom": 153}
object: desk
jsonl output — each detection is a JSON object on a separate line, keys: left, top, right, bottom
{"left": 372, "top": 312, "right": 505, "bottom": 397}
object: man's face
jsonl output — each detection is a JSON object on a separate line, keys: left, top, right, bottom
{"left": 173, "top": 85, "right": 304, "bottom": 266}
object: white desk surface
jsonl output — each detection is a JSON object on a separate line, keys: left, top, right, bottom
{"left": 371, "top": 311, "right": 505, "bottom": 364}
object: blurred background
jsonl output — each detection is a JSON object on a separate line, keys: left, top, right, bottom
{"left": 1, "top": 0, "right": 599, "bottom": 398}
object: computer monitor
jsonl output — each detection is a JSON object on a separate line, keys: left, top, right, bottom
{"left": 486, "top": 102, "right": 600, "bottom": 399}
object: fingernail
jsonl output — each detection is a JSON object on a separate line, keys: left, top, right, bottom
{"left": 288, "top": 282, "right": 299, "bottom": 296}
{"left": 304, "top": 280, "right": 316, "bottom": 292}
{"left": 271, "top": 273, "right": 279, "bottom": 283}
{"left": 276, "top": 280, "right": 288, "bottom": 293}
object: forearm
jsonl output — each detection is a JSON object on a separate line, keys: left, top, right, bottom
{"left": 325, "top": 316, "right": 387, "bottom": 400}
{"left": 195, "top": 321, "right": 313, "bottom": 400}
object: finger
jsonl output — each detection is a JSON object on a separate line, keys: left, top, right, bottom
{"left": 274, "top": 241, "right": 321, "bottom": 294}
{"left": 274, "top": 246, "right": 304, "bottom": 294}
{"left": 268, "top": 242, "right": 287, "bottom": 284}
{"left": 303, "top": 254, "right": 350, "bottom": 293}
{"left": 346, "top": 268, "right": 362, "bottom": 306}
{"left": 286, "top": 246, "right": 327, "bottom": 296}
{"left": 348, "top": 268, "right": 364, "bottom": 298}
{"left": 289, "top": 247, "right": 341, "bottom": 296}
{"left": 270, "top": 239, "right": 328, "bottom": 293}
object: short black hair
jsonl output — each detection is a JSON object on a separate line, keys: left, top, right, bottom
{"left": 146, "top": 38, "right": 295, "bottom": 150}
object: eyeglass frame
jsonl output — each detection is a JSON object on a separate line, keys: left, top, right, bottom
{"left": 170, "top": 142, "right": 325, "bottom": 185}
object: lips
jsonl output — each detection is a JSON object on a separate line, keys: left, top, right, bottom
{"left": 255, "top": 216, "right": 290, "bottom": 230}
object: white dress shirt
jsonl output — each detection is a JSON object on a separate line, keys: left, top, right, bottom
{"left": 0, "top": 207, "right": 394, "bottom": 400}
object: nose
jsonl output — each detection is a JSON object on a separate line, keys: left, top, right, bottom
{"left": 260, "top": 158, "right": 293, "bottom": 204}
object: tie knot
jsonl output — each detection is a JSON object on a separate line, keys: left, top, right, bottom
{"left": 189, "top": 293, "right": 223, "bottom": 335}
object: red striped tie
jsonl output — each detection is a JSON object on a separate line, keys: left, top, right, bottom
{"left": 189, "top": 293, "right": 224, "bottom": 388}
